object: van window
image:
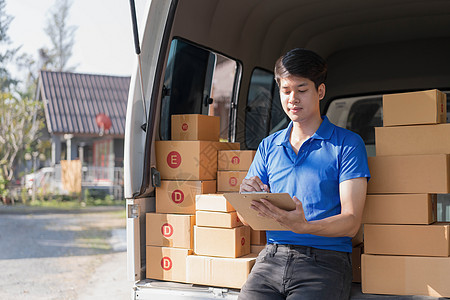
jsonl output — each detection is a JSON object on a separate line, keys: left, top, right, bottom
{"left": 160, "top": 39, "right": 238, "bottom": 141}
{"left": 245, "top": 69, "right": 289, "bottom": 149}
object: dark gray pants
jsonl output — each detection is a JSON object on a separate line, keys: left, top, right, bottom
{"left": 239, "top": 244, "right": 352, "bottom": 300}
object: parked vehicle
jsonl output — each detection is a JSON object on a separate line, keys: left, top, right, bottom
{"left": 124, "top": 0, "right": 450, "bottom": 298}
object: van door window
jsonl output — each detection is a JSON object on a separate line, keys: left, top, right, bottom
{"left": 160, "top": 39, "right": 239, "bottom": 141}
{"left": 245, "top": 68, "right": 289, "bottom": 149}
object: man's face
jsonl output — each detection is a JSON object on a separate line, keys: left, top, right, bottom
{"left": 279, "top": 75, "right": 325, "bottom": 124}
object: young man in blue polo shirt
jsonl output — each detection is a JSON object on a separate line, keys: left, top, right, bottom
{"left": 238, "top": 48, "right": 370, "bottom": 300}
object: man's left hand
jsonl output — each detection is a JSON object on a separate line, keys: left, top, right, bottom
{"left": 250, "top": 196, "right": 309, "bottom": 233}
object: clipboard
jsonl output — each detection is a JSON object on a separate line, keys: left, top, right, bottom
{"left": 223, "top": 193, "right": 295, "bottom": 231}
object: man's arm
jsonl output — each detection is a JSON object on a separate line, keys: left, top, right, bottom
{"left": 250, "top": 177, "right": 367, "bottom": 237}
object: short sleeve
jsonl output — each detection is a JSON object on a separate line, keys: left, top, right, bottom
{"left": 246, "top": 140, "right": 269, "bottom": 185}
{"left": 339, "top": 133, "right": 371, "bottom": 183}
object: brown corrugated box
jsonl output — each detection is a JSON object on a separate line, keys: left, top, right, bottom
{"left": 171, "top": 114, "right": 220, "bottom": 141}
{"left": 250, "top": 229, "right": 266, "bottom": 245}
{"left": 195, "top": 194, "right": 235, "bottom": 212}
{"left": 375, "top": 124, "right": 450, "bottom": 156}
{"left": 217, "top": 171, "right": 247, "bottom": 192}
{"left": 186, "top": 254, "right": 257, "bottom": 289}
{"left": 146, "top": 246, "right": 192, "bottom": 283}
{"left": 195, "top": 210, "right": 243, "bottom": 228}
{"left": 382, "top": 89, "right": 446, "bottom": 127}
{"left": 194, "top": 225, "right": 250, "bottom": 258}
{"left": 363, "top": 194, "right": 437, "bottom": 224}
{"left": 218, "top": 150, "right": 256, "bottom": 171}
{"left": 250, "top": 244, "right": 265, "bottom": 254}
{"left": 155, "top": 141, "right": 239, "bottom": 180}
{"left": 156, "top": 180, "right": 216, "bottom": 214}
{"left": 362, "top": 254, "right": 450, "bottom": 297}
{"left": 367, "top": 154, "right": 450, "bottom": 194}
{"left": 364, "top": 223, "right": 450, "bottom": 257}
{"left": 146, "top": 213, "right": 195, "bottom": 249}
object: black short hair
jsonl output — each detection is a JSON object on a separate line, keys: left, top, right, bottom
{"left": 274, "top": 48, "right": 327, "bottom": 89}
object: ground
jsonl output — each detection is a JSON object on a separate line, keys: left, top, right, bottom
{"left": 0, "top": 205, "right": 133, "bottom": 300}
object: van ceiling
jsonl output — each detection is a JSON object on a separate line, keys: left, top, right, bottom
{"left": 171, "top": 0, "right": 450, "bottom": 100}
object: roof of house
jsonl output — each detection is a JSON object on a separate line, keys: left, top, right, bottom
{"left": 39, "top": 70, "right": 131, "bottom": 136}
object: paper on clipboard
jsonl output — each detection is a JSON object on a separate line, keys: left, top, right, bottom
{"left": 223, "top": 193, "right": 295, "bottom": 231}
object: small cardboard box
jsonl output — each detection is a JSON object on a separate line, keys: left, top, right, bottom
{"left": 146, "top": 246, "right": 192, "bottom": 283}
{"left": 156, "top": 180, "right": 216, "bottom": 214}
{"left": 194, "top": 225, "right": 250, "bottom": 258}
{"left": 352, "top": 244, "right": 363, "bottom": 283}
{"left": 362, "top": 254, "right": 450, "bottom": 297}
{"left": 382, "top": 89, "right": 447, "bottom": 127}
{"left": 171, "top": 114, "right": 220, "bottom": 141}
{"left": 363, "top": 194, "right": 437, "bottom": 224}
{"left": 146, "top": 213, "right": 195, "bottom": 249}
{"left": 156, "top": 141, "right": 240, "bottom": 180}
{"left": 376, "top": 124, "right": 450, "bottom": 156}
{"left": 250, "top": 229, "right": 266, "bottom": 245}
{"left": 195, "top": 210, "right": 243, "bottom": 228}
{"left": 364, "top": 223, "right": 450, "bottom": 257}
{"left": 251, "top": 244, "right": 265, "bottom": 254}
{"left": 186, "top": 254, "right": 257, "bottom": 289}
{"left": 218, "top": 150, "right": 256, "bottom": 171}
{"left": 195, "top": 194, "right": 235, "bottom": 212}
{"left": 217, "top": 171, "right": 247, "bottom": 192}
{"left": 367, "top": 154, "right": 450, "bottom": 194}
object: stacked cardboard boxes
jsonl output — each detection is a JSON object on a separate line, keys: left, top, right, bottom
{"left": 362, "top": 89, "right": 450, "bottom": 297}
{"left": 188, "top": 193, "right": 255, "bottom": 288}
{"left": 147, "top": 114, "right": 239, "bottom": 283}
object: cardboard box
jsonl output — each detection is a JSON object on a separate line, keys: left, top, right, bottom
{"left": 362, "top": 254, "right": 450, "bottom": 297}
{"left": 195, "top": 210, "right": 243, "bottom": 228}
{"left": 146, "top": 246, "right": 192, "bottom": 283}
{"left": 194, "top": 225, "right": 250, "bottom": 258}
{"left": 363, "top": 194, "right": 437, "bottom": 224}
{"left": 217, "top": 171, "right": 247, "bottom": 192}
{"left": 156, "top": 180, "right": 216, "bottom": 214}
{"left": 250, "top": 229, "right": 266, "bottom": 245}
{"left": 171, "top": 114, "right": 220, "bottom": 141}
{"left": 186, "top": 254, "right": 257, "bottom": 289}
{"left": 382, "top": 89, "right": 446, "bottom": 127}
{"left": 367, "top": 154, "right": 450, "bottom": 194}
{"left": 352, "top": 244, "right": 363, "bottom": 283}
{"left": 146, "top": 213, "right": 195, "bottom": 249}
{"left": 156, "top": 141, "right": 240, "bottom": 180}
{"left": 250, "top": 244, "right": 265, "bottom": 254}
{"left": 376, "top": 124, "right": 450, "bottom": 156}
{"left": 364, "top": 224, "right": 450, "bottom": 257}
{"left": 218, "top": 150, "right": 256, "bottom": 171}
{"left": 195, "top": 194, "right": 235, "bottom": 212}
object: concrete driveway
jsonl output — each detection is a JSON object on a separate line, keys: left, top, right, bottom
{"left": 0, "top": 205, "right": 133, "bottom": 300}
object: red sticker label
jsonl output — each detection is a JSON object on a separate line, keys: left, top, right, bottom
{"left": 167, "top": 151, "right": 181, "bottom": 168}
{"left": 229, "top": 176, "right": 238, "bottom": 186}
{"left": 171, "top": 190, "right": 184, "bottom": 204}
{"left": 161, "top": 223, "right": 174, "bottom": 237}
{"left": 182, "top": 123, "right": 188, "bottom": 131}
{"left": 161, "top": 256, "right": 172, "bottom": 270}
{"left": 241, "top": 237, "right": 245, "bottom": 246}
{"left": 231, "top": 156, "right": 240, "bottom": 165}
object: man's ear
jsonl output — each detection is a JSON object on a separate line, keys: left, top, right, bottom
{"left": 318, "top": 83, "right": 326, "bottom": 100}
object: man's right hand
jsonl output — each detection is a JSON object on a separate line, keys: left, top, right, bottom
{"left": 240, "top": 176, "right": 270, "bottom": 193}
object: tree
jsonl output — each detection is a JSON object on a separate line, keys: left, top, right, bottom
{"left": 44, "top": 0, "right": 77, "bottom": 71}
{"left": 0, "top": 0, "right": 20, "bottom": 91}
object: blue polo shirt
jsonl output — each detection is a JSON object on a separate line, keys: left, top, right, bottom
{"left": 246, "top": 116, "right": 370, "bottom": 253}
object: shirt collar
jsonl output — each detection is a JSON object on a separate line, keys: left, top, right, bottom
{"left": 274, "top": 116, "right": 334, "bottom": 146}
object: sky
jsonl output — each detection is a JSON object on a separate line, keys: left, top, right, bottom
{"left": 5, "top": 0, "right": 149, "bottom": 79}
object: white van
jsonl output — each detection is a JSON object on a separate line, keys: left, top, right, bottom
{"left": 124, "top": 0, "right": 450, "bottom": 298}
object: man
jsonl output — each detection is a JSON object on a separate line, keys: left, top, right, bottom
{"left": 238, "top": 48, "right": 370, "bottom": 300}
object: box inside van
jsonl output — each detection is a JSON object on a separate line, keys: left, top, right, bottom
{"left": 124, "top": 0, "right": 450, "bottom": 298}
